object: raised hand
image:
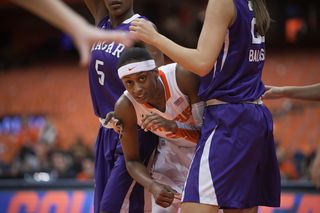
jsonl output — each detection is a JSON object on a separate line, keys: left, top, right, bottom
{"left": 129, "top": 18, "right": 159, "bottom": 45}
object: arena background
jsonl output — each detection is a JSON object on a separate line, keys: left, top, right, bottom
{"left": 0, "top": 0, "right": 319, "bottom": 212}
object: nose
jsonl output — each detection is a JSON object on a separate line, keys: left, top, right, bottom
{"left": 133, "top": 82, "right": 143, "bottom": 94}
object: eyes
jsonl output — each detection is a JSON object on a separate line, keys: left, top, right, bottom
{"left": 125, "top": 75, "right": 147, "bottom": 87}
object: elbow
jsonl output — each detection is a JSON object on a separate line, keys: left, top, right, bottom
{"left": 193, "top": 62, "right": 214, "bottom": 77}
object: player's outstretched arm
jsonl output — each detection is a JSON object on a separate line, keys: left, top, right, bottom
{"left": 262, "top": 83, "right": 320, "bottom": 102}
{"left": 130, "top": 0, "right": 235, "bottom": 76}
{"left": 10, "top": 0, "right": 135, "bottom": 66}
{"left": 115, "top": 95, "right": 178, "bottom": 208}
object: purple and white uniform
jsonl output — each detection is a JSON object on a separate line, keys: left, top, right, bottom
{"left": 181, "top": 0, "right": 280, "bottom": 210}
{"left": 89, "top": 14, "right": 158, "bottom": 213}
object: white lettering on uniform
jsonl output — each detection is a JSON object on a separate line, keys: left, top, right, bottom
{"left": 112, "top": 44, "right": 125, "bottom": 58}
{"left": 105, "top": 42, "right": 114, "bottom": 53}
{"left": 101, "top": 42, "right": 108, "bottom": 50}
{"left": 249, "top": 48, "right": 265, "bottom": 62}
{"left": 91, "top": 41, "right": 126, "bottom": 58}
{"left": 95, "top": 42, "right": 102, "bottom": 50}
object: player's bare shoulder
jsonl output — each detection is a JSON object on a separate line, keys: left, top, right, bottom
{"left": 115, "top": 94, "right": 136, "bottom": 121}
{"left": 176, "top": 64, "right": 201, "bottom": 95}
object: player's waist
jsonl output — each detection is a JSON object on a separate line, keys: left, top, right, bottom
{"left": 206, "top": 97, "right": 263, "bottom": 106}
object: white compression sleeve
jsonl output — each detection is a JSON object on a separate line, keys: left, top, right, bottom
{"left": 191, "top": 101, "right": 206, "bottom": 125}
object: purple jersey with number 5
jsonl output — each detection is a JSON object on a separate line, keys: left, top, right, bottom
{"left": 90, "top": 14, "right": 158, "bottom": 213}
{"left": 198, "top": 0, "right": 266, "bottom": 103}
{"left": 88, "top": 14, "right": 148, "bottom": 118}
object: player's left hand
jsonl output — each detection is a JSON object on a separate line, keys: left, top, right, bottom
{"left": 140, "top": 113, "right": 177, "bottom": 133}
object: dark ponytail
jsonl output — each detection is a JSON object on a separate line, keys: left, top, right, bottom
{"left": 251, "top": 0, "right": 271, "bottom": 36}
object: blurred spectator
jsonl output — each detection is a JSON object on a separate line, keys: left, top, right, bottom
{"left": 276, "top": 143, "right": 299, "bottom": 180}
{"left": 76, "top": 155, "right": 94, "bottom": 182}
{"left": 37, "top": 116, "right": 57, "bottom": 145}
{"left": 15, "top": 115, "right": 39, "bottom": 150}
{"left": 7, "top": 115, "right": 41, "bottom": 178}
{"left": 33, "top": 142, "right": 51, "bottom": 173}
{"left": 49, "top": 150, "right": 76, "bottom": 179}
{"left": 0, "top": 133, "right": 17, "bottom": 178}
{"left": 70, "top": 137, "right": 88, "bottom": 173}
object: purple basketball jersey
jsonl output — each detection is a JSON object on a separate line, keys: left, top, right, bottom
{"left": 198, "top": 0, "right": 266, "bottom": 103}
{"left": 182, "top": 0, "right": 280, "bottom": 209}
{"left": 90, "top": 14, "right": 158, "bottom": 213}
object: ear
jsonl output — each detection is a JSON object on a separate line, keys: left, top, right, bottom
{"left": 153, "top": 67, "right": 159, "bottom": 78}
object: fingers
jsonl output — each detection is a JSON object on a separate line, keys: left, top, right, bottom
{"left": 141, "top": 113, "right": 163, "bottom": 131}
{"left": 261, "top": 89, "right": 275, "bottom": 100}
{"left": 129, "top": 18, "right": 140, "bottom": 32}
{"left": 78, "top": 48, "right": 89, "bottom": 67}
{"left": 129, "top": 18, "right": 149, "bottom": 38}
{"left": 165, "top": 186, "right": 179, "bottom": 195}
{"left": 116, "top": 123, "right": 124, "bottom": 139}
{"left": 130, "top": 18, "right": 143, "bottom": 26}
{"left": 74, "top": 38, "right": 90, "bottom": 67}
{"left": 264, "top": 85, "right": 272, "bottom": 91}
{"left": 105, "top": 112, "right": 115, "bottom": 123}
{"left": 156, "top": 189, "right": 175, "bottom": 208}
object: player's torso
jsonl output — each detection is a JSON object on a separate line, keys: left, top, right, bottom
{"left": 199, "top": 0, "right": 266, "bottom": 103}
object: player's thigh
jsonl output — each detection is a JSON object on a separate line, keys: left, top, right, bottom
{"left": 180, "top": 202, "right": 220, "bottom": 213}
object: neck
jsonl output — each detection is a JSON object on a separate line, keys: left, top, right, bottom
{"left": 109, "top": 9, "right": 134, "bottom": 28}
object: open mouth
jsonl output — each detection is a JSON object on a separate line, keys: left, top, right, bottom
{"left": 135, "top": 93, "right": 146, "bottom": 101}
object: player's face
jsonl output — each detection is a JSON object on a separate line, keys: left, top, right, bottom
{"left": 105, "top": 0, "right": 133, "bottom": 17}
{"left": 122, "top": 70, "right": 158, "bottom": 105}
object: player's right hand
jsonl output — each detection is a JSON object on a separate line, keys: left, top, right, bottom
{"left": 150, "top": 182, "right": 179, "bottom": 208}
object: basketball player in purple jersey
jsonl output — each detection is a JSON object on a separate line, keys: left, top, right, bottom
{"left": 130, "top": 0, "right": 280, "bottom": 212}
{"left": 83, "top": 0, "right": 164, "bottom": 212}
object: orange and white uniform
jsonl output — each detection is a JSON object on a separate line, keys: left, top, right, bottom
{"left": 124, "top": 63, "right": 202, "bottom": 213}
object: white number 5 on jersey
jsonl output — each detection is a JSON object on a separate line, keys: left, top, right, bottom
{"left": 95, "top": 60, "right": 105, "bottom": 86}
